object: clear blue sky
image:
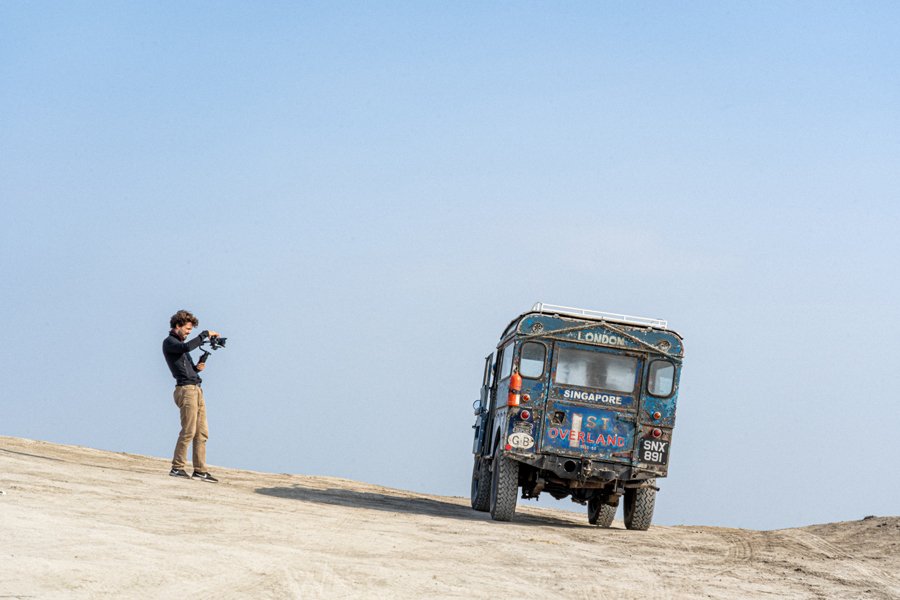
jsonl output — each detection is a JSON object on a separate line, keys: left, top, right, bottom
{"left": 2, "top": 2, "right": 898, "bottom": 529}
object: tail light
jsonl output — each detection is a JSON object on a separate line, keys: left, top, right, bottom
{"left": 652, "top": 428, "right": 662, "bottom": 438}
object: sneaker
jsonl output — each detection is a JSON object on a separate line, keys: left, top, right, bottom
{"left": 192, "top": 471, "right": 219, "bottom": 483}
{"left": 169, "top": 467, "right": 191, "bottom": 479}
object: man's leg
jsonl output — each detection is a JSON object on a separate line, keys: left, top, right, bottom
{"left": 173, "top": 386, "right": 200, "bottom": 470}
{"left": 192, "top": 387, "right": 209, "bottom": 473}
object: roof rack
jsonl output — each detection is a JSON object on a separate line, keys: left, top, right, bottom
{"left": 531, "top": 302, "right": 667, "bottom": 330}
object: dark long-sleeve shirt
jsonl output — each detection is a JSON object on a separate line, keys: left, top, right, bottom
{"left": 163, "top": 330, "right": 209, "bottom": 386}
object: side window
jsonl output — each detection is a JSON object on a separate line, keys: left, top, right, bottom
{"left": 648, "top": 360, "right": 675, "bottom": 397}
{"left": 499, "top": 342, "right": 514, "bottom": 380}
{"left": 519, "top": 342, "right": 546, "bottom": 379}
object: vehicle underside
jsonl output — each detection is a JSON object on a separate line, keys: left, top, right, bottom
{"left": 516, "top": 458, "right": 654, "bottom": 504}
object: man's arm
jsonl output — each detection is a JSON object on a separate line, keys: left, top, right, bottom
{"left": 163, "top": 330, "right": 209, "bottom": 354}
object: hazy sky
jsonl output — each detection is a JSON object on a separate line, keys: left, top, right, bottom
{"left": 2, "top": 2, "right": 898, "bottom": 530}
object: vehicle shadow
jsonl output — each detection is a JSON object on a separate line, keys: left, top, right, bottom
{"left": 255, "top": 484, "right": 586, "bottom": 528}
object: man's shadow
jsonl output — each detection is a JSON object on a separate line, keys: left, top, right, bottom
{"left": 255, "top": 484, "right": 585, "bottom": 528}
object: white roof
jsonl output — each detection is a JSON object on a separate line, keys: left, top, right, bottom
{"left": 531, "top": 302, "right": 667, "bottom": 330}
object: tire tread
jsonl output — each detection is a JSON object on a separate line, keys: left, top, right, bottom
{"left": 489, "top": 453, "right": 518, "bottom": 522}
{"left": 624, "top": 479, "right": 657, "bottom": 531}
{"left": 470, "top": 458, "right": 491, "bottom": 512}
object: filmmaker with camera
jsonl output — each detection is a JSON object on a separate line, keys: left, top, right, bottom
{"left": 162, "top": 309, "right": 227, "bottom": 482}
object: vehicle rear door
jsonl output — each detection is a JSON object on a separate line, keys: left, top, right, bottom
{"left": 538, "top": 341, "right": 643, "bottom": 464}
{"left": 472, "top": 353, "right": 493, "bottom": 455}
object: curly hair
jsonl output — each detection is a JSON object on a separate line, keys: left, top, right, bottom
{"left": 170, "top": 310, "right": 199, "bottom": 329}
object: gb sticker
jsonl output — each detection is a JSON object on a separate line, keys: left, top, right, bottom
{"left": 507, "top": 432, "right": 535, "bottom": 450}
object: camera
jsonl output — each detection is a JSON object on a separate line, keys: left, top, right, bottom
{"left": 198, "top": 335, "right": 228, "bottom": 364}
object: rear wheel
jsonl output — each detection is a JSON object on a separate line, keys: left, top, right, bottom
{"left": 588, "top": 498, "right": 616, "bottom": 527}
{"left": 624, "top": 479, "right": 657, "bottom": 531}
{"left": 470, "top": 457, "right": 491, "bottom": 512}
{"left": 489, "top": 452, "right": 519, "bottom": 522}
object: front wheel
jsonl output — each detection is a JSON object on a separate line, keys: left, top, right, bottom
{"left": 470, "top": 457, "right": 491, "bottom": 512}
{"left": 489, "top": 452, "right": 519, "bottom": 522}
{"left": 588, "top": 498, "right": 616, "bottom": 527}
{"left": 623, "top": 479, "right": 657, "bottom": 531}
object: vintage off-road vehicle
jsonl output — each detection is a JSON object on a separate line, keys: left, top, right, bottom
{"left": 470, "top": 303, "right": 685, "bottom": 529}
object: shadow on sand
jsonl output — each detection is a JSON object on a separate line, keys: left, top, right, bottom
{"left": 255, "top": 484, "right": 586, "bottom": 528}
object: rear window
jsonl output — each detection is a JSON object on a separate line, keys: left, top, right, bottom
{"left": 519, "top": 342, "right": 546, "bottom": 379}
{"left": 648, "top": 360, "right": 675, "bottom": 397}
{"left": 554, "top": 347, "right": 637, "bottom": 393}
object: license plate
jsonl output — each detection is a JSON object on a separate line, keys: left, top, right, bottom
{"left": 639, "top": 439, "right": 669, "bottom": 465}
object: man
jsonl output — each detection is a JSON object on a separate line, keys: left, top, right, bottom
{"left": 162, "top": 309, "right": 221, "bottom": 482}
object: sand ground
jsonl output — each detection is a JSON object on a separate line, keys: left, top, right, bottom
{"left": 1, "top": 436, "right": 898, "bottom": 599}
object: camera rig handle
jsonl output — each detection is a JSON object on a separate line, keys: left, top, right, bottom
{"left": 197, "top": 335, "right": 227, "bottom": 364}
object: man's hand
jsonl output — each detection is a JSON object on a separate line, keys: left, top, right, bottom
{"left": 207, "top": 330, "right": 220, "bottom": 338}
{"left": 196, "top": 363, "right": 206, "bottom": 371}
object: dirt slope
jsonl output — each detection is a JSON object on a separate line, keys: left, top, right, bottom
{"left": 1, "top": 436, "right": 897, "bottom": 599}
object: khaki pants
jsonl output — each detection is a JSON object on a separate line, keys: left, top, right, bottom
{"left": 172, "top": 385, "right": 208, "bottom": 472}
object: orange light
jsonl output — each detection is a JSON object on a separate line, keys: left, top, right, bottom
{"left": 507, "top": 371, "right": 522, "bottom": 407}
{"left": 653, "top": 412, "right": 661, "bottom": 420}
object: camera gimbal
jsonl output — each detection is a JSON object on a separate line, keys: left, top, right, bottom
{"left": 198, "top": 335, "right": 228, "bottom": 364}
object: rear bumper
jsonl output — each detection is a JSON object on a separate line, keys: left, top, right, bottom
{"left": 506, "top": 450, "right": 665, "bottom": 484}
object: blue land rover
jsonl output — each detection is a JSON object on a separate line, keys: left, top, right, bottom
{"left": 470, "top": 303, "right": 685, "bottom": 529}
